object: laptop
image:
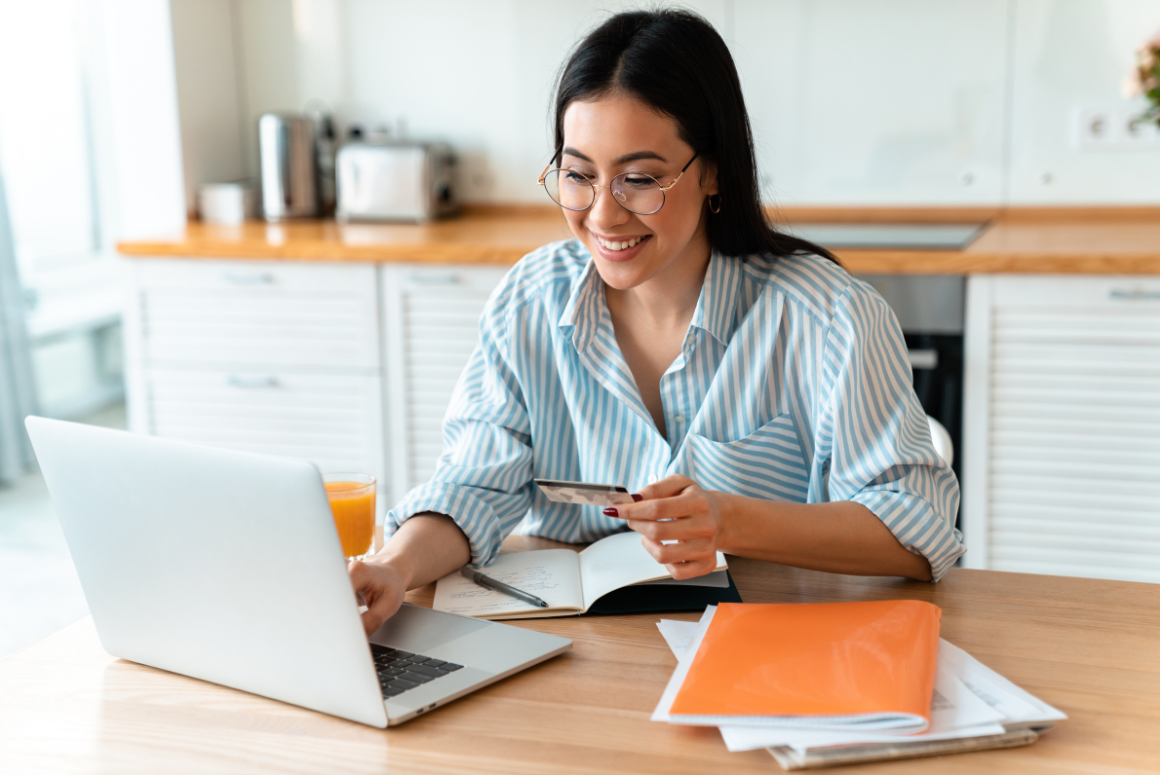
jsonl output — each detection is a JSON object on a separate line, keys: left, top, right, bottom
{"left": 25, "top": 416, "right": 571, "bottom": 728}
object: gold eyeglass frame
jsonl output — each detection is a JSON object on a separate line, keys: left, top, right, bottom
{"left": 537, "top": 152, "right": 700, "bottom": 215}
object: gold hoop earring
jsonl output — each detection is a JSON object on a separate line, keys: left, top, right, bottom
{"left": 708, "top": 194, "right": 721, "bottom": 214}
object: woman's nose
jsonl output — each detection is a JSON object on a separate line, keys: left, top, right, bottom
{"left": 586, "top": 185, "right": 630, "bottom": 231}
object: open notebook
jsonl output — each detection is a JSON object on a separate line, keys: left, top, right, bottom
{"left": 433, "top": 531, "right": 729, "bottom": 620}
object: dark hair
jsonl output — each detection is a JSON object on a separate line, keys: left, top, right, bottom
{"left": 552, "top": 9, "right": 838, "bottom": 263}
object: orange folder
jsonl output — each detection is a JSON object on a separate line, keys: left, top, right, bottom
{"left": 670, "top": 600, "right": 941, "bottom": 720}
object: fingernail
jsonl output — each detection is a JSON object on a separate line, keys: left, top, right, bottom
{"left": 632, "top": 494, "right": 643, "bottom": 502}
{"left": 602, "top": 507, "right": 619, "bottom": 517}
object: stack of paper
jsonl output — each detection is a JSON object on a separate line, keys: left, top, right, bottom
{"left": 653, "top": 607, "right": 1066, "bottom": 770}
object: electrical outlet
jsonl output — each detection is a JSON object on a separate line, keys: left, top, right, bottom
{"left": 1119, "top": 109, "right": 1160, "bottom": 147}
{"left": 1075, "top": 108, "right": 1113, "bottom": 149}
{"left": 1074, "top": 106, "right": 1160, "bottom": 151}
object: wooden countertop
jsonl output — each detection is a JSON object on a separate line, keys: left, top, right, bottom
{"left": 116, "top": 205, "right": 1160, "bottom": 275}
{"left": 3, "top": 535, "right": 1159, "bottom": 774}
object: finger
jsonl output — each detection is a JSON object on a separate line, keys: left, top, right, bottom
{"left": 666, "top": 556, "right": 717, "bottom": 581}
{"left": 626, "top": 515, "right": 713, "bottom": 543}
{"left": 361, "top": 589, "right": 402, "bottom": 635}
{"left": 639, "top": 535, "right": 716, "bottom": 566}
{"left": 609, "top": 488, "right": 708, "bottom": 522}
{"left": 632, "top": 474, "right": 695, "bottom": 502}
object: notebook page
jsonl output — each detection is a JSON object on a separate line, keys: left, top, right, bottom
{"left": 432, "top": 549, "right": 584, "bottom": 617}
{"left": 577, "top": 531, "right": 728, "bottom": 611}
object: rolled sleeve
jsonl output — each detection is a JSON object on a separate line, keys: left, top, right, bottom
{"left": 816, "top": 284, "right": 964, "bottom": 581}
{"left": 385, "top": 321, "right": 533, "bottom": 568}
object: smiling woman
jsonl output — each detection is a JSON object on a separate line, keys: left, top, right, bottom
{"left": 348, "top": 10, "right": 964, "bottom": 634}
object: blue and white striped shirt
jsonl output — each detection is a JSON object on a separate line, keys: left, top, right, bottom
{"left": 387, "top": 239, "right": 964, "bottom": 580}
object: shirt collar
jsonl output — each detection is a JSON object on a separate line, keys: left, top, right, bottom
{"left": 558, "top": 248, "right": 742, "bottom": 351}
{"left": 557, "top": 250, "right": 603, "bottom": 354}
{"left": 688, "top": 251, "right": 742, "bottom": 347}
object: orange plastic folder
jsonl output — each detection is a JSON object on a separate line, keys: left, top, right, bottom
{"left": 670, "top": 601, "right": 941, "bottom": 725}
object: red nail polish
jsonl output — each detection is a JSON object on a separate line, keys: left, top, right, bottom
{"left": 632, "top": 494, "right": 643, "bottom": 502}
{"left": 602, "top": 507, "right": 619, "bottom": 517}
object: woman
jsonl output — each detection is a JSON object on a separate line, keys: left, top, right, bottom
{"left": 351, "top": 9, "right": 963, "bottom": 633}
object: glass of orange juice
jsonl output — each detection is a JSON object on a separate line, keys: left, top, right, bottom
{"left": 322, "top": 472, "right": 376, "bottom": 560}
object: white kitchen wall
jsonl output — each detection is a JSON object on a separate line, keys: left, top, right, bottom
{"left": 1008, "top": 0, "right": 1160, "bottom": 202}
{"left": 186, "top": 0, "right": 1160, "bottom": 207}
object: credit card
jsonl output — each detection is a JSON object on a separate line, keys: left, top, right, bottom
{"left": 534, "top": 479, "right": 634, "bottom": 507}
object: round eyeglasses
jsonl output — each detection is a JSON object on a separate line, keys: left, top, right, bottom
{"left": 538, "top": 153, "right": 699, "bottom": 215}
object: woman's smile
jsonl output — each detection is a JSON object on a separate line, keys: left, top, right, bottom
{"left": 591, "top": 232, "right": 652, "bottom": 261}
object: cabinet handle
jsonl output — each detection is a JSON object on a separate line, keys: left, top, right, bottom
{"left": 1109, "top": 289, "right": 1160, "bottom": 301}
{"left": 908, "top": 348, "right": 939, "bottom": 370}
{"left": 227, "top": 375, "right": 280, "bottom": 389}
{"left": 407, "top": 273, "right": 460, "bottom": 286}
{"left": 222, "top": 271, "right": 276, "bottom": 285}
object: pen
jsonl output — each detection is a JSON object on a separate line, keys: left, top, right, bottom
{"left": 460, "top": 566, "right": 549, "bottom": 608}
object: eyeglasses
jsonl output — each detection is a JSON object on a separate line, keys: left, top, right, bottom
{"left": 538, "top": 153, "right": 699, "bottom": 215}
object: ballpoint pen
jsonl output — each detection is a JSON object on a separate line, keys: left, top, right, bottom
{"left": 460, "top": 566, "right": 549, "bottom": 608}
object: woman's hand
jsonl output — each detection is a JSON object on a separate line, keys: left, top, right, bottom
{"left": 348, "top": 557, "right": 408, "bottom": 635}
{"left": 605, "top": 474, "right": 728, "bottom": 579}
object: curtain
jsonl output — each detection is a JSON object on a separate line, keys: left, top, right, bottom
{"left": 0, "top": 172, "right": 39, "bottom": 485}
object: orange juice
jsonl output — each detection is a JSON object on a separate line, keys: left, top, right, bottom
{"left": 324, "top": 479, "right": 375, "bottom": 558}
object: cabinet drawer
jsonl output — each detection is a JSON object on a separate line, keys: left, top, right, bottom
{"left": 145, "top": 369, "right": 385, "bottom": 488}
{"left": 132, "top": 259, "right": 379, "bottom": 370}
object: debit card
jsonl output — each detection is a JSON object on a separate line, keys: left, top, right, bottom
{"left": 534, "top": 479, "right": 634, "bottom": 507}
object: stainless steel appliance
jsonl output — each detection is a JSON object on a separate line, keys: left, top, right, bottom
{"left": 258, "top": 114, "right": 319, "bottom": 221}
{"left": 335, "top": 141, "right": 458, "bottom": 223}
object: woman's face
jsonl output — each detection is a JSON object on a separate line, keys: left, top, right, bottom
{"left": 559, "top": 94, "right": 717, "bottom": 292}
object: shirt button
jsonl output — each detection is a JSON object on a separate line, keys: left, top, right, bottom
{"left": 673, "top": 414, "right": 685, "bottom": 424}
{"left": 647, "top": 474, "right": 659, "bottom": 484}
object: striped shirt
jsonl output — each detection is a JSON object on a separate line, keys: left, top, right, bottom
{"left": 387, "top": 239, "right": 964, "bottom": 580}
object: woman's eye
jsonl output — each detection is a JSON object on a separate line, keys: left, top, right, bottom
{"left": 622, "top": 175, "right": 658, "bottom": 189}
{"left": 563, "top": 171, "right": 590, "bottom": 184}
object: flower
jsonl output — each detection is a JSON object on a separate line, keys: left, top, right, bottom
{"left": 1128, "top": 29, "right": 1160, "bottom": 125}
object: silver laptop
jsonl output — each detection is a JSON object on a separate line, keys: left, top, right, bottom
{"left": 25, "top": 416, "right": 571, "bottom": 728}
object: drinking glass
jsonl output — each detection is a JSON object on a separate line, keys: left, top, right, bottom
{"left": 322, "top": 472, "right": 376, "bottom": 560}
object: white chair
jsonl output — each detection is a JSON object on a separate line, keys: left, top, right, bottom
{"left": 927, "top": 416, "right": 954, "bottom": 467}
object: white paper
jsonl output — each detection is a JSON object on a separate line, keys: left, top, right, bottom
{"left": 656, "top": 618, "right": 698, "bottom": 656}
{"left": 938, "top": 640, "right": 1067, "bottom": 727}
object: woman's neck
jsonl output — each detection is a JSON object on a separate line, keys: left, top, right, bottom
{"left": 605, "top": 247, "right": 711, "bottom": 333}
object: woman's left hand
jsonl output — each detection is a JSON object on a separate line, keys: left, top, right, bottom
{"left": 604, "top": 474, "right": 728, "bottom": 579}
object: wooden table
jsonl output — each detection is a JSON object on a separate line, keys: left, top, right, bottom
{"left": 3, "top": 538, "right": 1159, "bottom": 774}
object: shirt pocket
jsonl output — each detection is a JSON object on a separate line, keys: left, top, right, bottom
{"left": 685, "top": 414, "right": 810, "bottom": 502}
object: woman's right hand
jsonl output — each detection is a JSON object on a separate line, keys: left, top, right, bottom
{"left": 348, "top": 558, "right": 408, "bottom": 634}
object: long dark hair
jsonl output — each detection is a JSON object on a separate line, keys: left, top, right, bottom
{"left": 552, "top": 9, "right": 838, "bottom": 263}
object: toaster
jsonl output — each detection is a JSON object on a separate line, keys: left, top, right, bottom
{"left": 335, "top": 141, "right": 458, "bottom": 222}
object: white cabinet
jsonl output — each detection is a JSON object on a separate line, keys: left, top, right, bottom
{"left": 963, "top": 275, "right": 1160, "bottom": 583}
{"left": 381, "top": 265, "right": 508, "bottom": 497}
{"left": 124, "top": 259, "right": 387, "bottom": 514}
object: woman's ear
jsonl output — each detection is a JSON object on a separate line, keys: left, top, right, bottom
{"left": 699, "top": 158, "right": 719, "bottom": 197}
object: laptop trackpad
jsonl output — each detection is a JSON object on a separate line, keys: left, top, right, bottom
{"left": 368, "top": 603, "right": 490, "bottom": 652}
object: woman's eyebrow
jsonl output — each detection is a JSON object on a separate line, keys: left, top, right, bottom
{"left": 562, "top": 147, "right": 668, "bottom": 164}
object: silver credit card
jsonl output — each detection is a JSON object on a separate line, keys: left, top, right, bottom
{"left": 534, "top": 479, "right": 633, "bottom": 507}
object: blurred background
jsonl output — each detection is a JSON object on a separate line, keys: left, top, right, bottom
{"left": 2, "top": 0, "right": 1159, "bottom": 658}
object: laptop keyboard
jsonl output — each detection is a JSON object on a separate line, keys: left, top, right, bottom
{"left": 370, "top": 643, "right": 464, "bottom": 698}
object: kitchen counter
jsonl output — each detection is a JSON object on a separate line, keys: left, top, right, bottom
{"left": 116, "top": 205, "right": 1160, "bottom": 274}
